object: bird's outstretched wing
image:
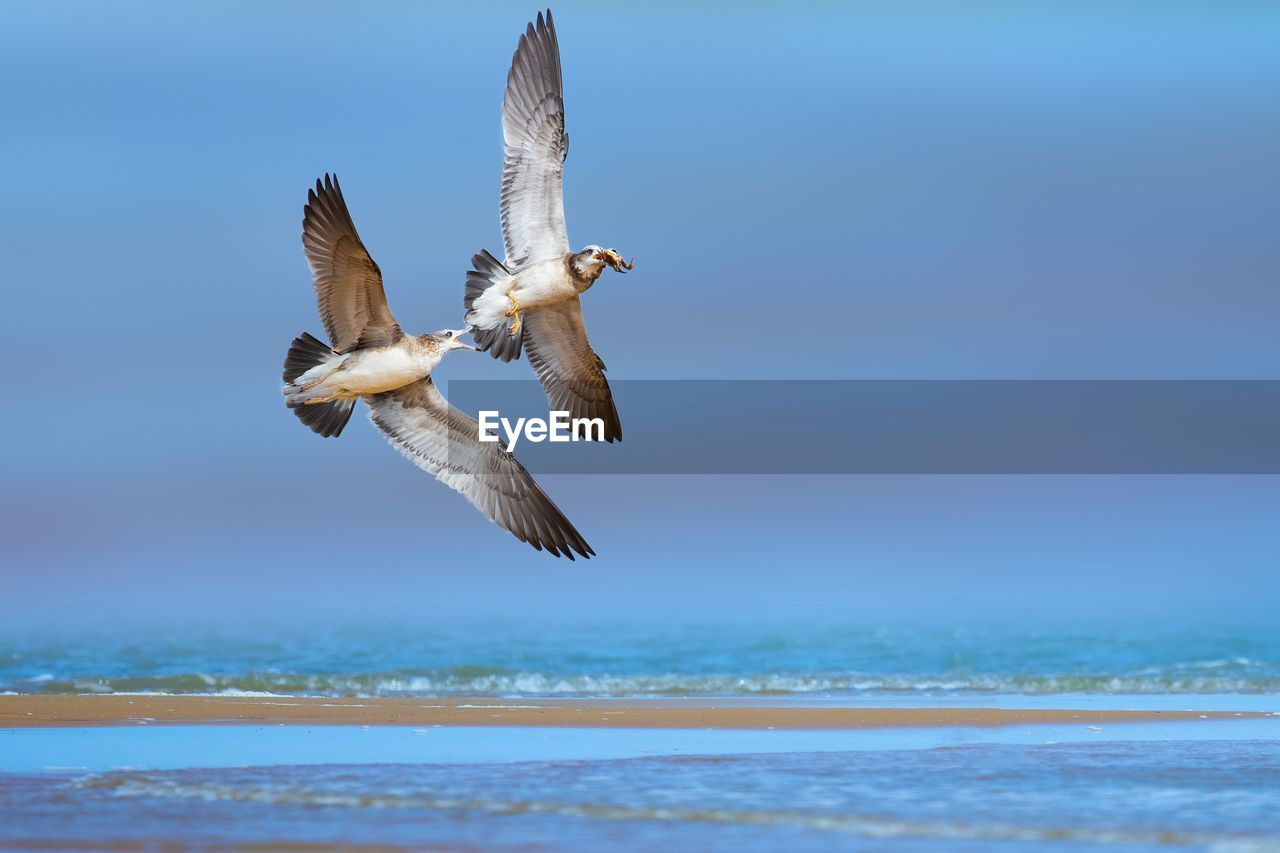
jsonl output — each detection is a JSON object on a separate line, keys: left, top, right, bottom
{"left": 501, "top": 9, "right": 570, "bottom": 269}
{"left": 367, "top": 378, "right": 595, "bottom": 559}
{"left": 301, "top": 173, "right": 403, "bottom": 353}
{"left": 524, "top": 298, "right": 621, "bottom": 442}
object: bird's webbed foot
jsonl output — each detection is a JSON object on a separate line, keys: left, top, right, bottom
{"left": 506, "top": 294, "right": 522, "bottom": 336}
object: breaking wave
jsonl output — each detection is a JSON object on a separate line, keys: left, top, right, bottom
{"left": 5, "top": 624, "right": 1278, "bottom": 697}
{"left": 8, "top": 659, "right": 1280, "bottom": 697}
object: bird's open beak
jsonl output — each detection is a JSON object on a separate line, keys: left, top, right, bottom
{"left": 451, "top": 328, "right": 478, "bottom": 351}
{"left": 603, "top": 250, "right": 634, "bottom": 273}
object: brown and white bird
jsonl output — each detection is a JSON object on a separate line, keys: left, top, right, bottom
{"left": 465, "top": 9, "right": 631, "bottom": 443}
{"left": 282, "top": 174, "right": 594, "bottom": 559}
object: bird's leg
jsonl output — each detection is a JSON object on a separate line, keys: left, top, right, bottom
{"left": 505, "top": 294, "right": 523, "bottom": 336}
{"left": 295, "top": 364, "right": 344, "bottom": 391}
{"left": 302, "top": 391, "right": 345, "bottom": 405}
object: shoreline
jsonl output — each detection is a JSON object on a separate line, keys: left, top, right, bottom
{"left": 0, "top": 695, "right": 1267, "bottom": 730}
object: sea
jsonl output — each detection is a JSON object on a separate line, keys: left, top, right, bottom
{"left": 1, "top": 620, "right": 1278, "bottom": 851}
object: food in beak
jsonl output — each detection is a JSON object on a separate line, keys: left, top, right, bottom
{"left": 604, "top": 251, "right": 634, "bottom": 273}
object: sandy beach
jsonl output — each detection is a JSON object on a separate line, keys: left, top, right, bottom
{"left": 0, "top": 695, "right": 1262, "bottom": 729}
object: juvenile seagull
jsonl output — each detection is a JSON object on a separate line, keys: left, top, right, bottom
{"left": 282, "top": 174, "right": 593, "bottom": 559}
{"left": 465, "top": 9, "right": 631, "bottom": 443}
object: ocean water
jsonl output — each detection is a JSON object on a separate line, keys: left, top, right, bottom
{"left": 2, "top": 738, "right": 1280, "bottom": 851}
{"left": 3, "top": 621, "right": 1279, "bottom": 850}
{"left": 2, "top": 621, "right": 1279, "bottom": 697}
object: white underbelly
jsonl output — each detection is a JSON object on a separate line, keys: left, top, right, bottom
{"left": 335, "top": 348, "right": 429, "bottom": 395}
{"left": 511, "top": 260, "right": 576, "bottom": 309}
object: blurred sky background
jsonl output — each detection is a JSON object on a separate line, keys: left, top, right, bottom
{"left": 1, "top": 2, "right": 1277, "bottom": 631}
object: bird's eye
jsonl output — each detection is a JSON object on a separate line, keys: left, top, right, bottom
{"left": 444, "top": 331, "right": 453, "bottom": 338}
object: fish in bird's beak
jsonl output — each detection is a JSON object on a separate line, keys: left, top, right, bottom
{"left": 602, "top": 249, "right": 633, "bottom": 273}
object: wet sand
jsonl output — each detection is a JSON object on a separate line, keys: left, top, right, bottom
{"left": 0, "top": 695, "right": 1262, "bottom": 729}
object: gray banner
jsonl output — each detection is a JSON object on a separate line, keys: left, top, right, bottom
{"left": 445, "top": 380, "right": 1280, "bottom": 474}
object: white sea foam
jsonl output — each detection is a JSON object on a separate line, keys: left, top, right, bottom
{"left": 8, "top": 667, "right": 1280, "bottom": 697}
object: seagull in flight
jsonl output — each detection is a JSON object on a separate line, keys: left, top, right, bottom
{"left": 465, "top": 9, "right": 631, "bottom": 443}
{"left": 281, "top": 174, "right": 594, "bottom": 559}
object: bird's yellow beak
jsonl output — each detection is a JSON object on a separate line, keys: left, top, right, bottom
{"left": 450, "top": 328, "right": 478, "bottom": 351}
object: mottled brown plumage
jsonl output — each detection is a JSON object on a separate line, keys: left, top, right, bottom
{"left": 284, "top": 174, "right": 593, "bottom": 558}
{"left": 301, "top": 174, "right": 403, "bottom": 353}
{"left": 465, "top": 10, "right": 630, "bottom": 443}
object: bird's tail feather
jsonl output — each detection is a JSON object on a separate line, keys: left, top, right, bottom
{"left": 282, "top": 332, "right": 355, "bottom": 438}
{"left": 465, "top": 250, "right": 523, "bottom": 362}
{"left": 282, "top": 331, "right": 334, "bottom": 383}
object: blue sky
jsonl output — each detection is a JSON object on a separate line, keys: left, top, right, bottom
{"left": 1, "top": 2, "right": 1277, "bottom": 628}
